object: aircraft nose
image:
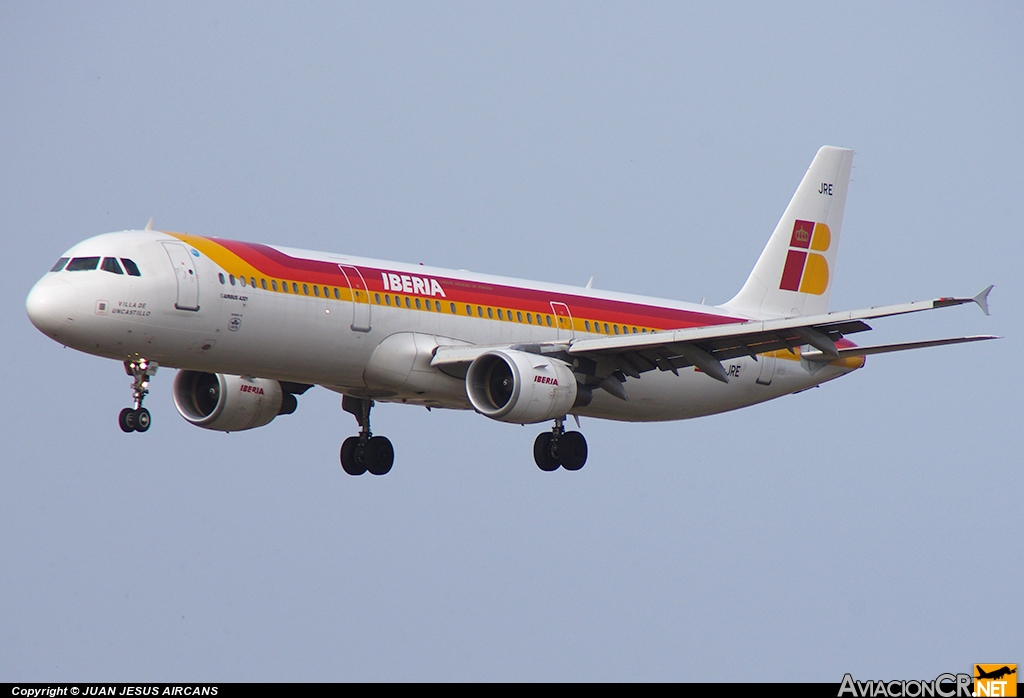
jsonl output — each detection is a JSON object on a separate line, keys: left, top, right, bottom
{"left": 26, "top": 276, "right": 78, "bottom": 338}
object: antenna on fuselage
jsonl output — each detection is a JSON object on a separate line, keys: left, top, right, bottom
{"left": 145, "top": 217, "right": 154, "bottom": 231}
{"left": 586, "top": 276, "right": 594, "bottom": 289}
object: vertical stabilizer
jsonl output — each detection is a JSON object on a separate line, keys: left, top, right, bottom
{"left": 721, "top": 146, "right": 854, "bottom": 318}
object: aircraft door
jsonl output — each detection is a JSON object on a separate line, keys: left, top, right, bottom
{"left": 162, "top": 242, "right": 200, "bottom": 311}
{"left": 756, "top": 352, "right": 776, "bottom": 385}
{"left": 338, "top": 265, "right": 371, "bottom": 332}
{"left": 550, "top": 301, "right": 574, "bottom": 340}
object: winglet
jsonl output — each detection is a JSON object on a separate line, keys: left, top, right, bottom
{"left": 145, "top": 217, "right": 154, "bottom": 231}
{"left": 973, "top": 285, "right": 993, "bottom": 316}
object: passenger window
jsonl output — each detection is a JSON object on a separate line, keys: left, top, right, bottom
{"left": 497, "top": 309, "right": 503, "bottom": 320}
{"left": 120, "top": 258, "right": 141, "bottom": 276}
{"left": 240, "top": 277, "right": 247, "bottom": 287}
{"left": 292, "top": 283, "right": 298, "bottom": 293}
{"left": 303, "top": 284, "right": 309, "bottom": 295}
{"left": 66, "top": 257, "right": 100, "bottom": 271}
{"left": 261, "top": 278, "right": 267, "bottom": 290}
{"left": 271, "top": 280, "right": 277, "bottom": 291}
{"left": 219, "top": 273, "right": 225, "bottom": 284}
{"left": 450, "top": 302, "right": 456, "bottom": 314}
{"left": 632, "top": 327, "right": 638, "bottom": 333}
{"left": 374, "top": 293, "right": 380, "bottom": 304}
{"left": 487, "top": 307, "right": 493, "bottom": 318}
{"left": 101, "top": 257, "right": 123, "bottom": 274}
{"left": 385, "top": 295, "right": 392, "bottom": 306}
{"left": 415, "top": 298, "right": 421, "bottom": 309}
{"left": 465, "top": 305, "right": 472, "bottom": 315}
{"left": 281, "top": 280, "right": 288, "bottom": 292}
{"left": 603, "top": 323, "right": 609, "bottom": 334}
{"left": 526, "top": 313, "right": 532, "bottom": 324}
{"left": 405, "top": 297, "right": 411, "bottom": 308}
{"left": 516, "top": 311, "right": 523, "bottom": 322}
{"left": 585, "top": 321, "right": 591, "bottom": 331}
{"left": 50, "top": 257, "right": 69, "bottom": 272}
{"left": 477, "top": 306, "right": 483, "bottom": 317}
{"left": 614, "top": 325, "right": 620, "bottom": 334}
{"left": 250, "top": 277, "right": 256, "bottom": 288}
{"left": 546, "top": 315, "right": 552, "bottom": 326}
{"left": 435, "top": 300, "right": 441, "bottom": 311}
{"left": 324, "top": 286, "right": 330, "bottom": 298}
{"left": 314, "top": 285, "right": 320, "bottom": 297}
{"left": 229, "top": 274, "right": 236, "bottom": 286}
{"left": 334, "top": 288, "right": 340, "bottom": 300}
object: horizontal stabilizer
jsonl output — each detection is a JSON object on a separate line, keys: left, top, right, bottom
{"left": 801, "top": 335, "right": 999, "bottom": 362}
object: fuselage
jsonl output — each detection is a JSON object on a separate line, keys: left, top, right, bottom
{"left": 26, "top": 230, "right": 862, "bottom": 423}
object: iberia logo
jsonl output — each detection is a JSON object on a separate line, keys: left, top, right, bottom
{"left": 975, "top": 664, "right": 1017, "bottom": 697}
{"left": 779, "top": 219, "right": 831, "bottom": 295}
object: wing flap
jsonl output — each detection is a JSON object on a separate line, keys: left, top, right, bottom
{"left": 801, "top": 335, "right": 999, "bottom": 362}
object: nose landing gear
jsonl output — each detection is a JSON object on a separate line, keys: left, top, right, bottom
{"left": 119, "top": 359, "right": 157, "bottom": 433}
{"left": 533, "top": 417, "right": 588, "bottom": 472}
{"left": 340, "top": 396, "right": 395, "bottom": 476}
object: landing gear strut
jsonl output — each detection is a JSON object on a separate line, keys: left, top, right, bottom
{"left": 119, "top": 359, "right": 157, "bottom": 433}
{"left": 340, "top": 396, "right": 395, "bottom": 476}
{"left": 534, "top": 417, "right": 588, "bottom": 472}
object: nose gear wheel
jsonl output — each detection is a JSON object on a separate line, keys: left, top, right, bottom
{"left": 119, "top": 360, "right": 157, "bottom": 433}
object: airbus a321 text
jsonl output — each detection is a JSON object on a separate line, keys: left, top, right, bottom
{"left": 26, "top": 147, "right": 996, "bottom": 475}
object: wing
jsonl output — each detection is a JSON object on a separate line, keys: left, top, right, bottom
{"left": 563, "top": 286, "right": 997, "bottom": 383}
{"left": 432, "top": 287, "right": 997, "bottom": 391}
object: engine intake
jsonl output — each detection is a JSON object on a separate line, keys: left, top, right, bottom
{"left": 466, "top": 350, "right": 578, "bottom": 424}
{"left": 173, "top": 371, "right": 290, "bottom": 432}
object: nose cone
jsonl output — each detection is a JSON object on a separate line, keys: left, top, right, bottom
{"left": 26, "top": 276, "right": 78, "bottom": 339}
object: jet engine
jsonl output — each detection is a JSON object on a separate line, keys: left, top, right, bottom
{"left": 172, "top": 371, "right": 296, "bottom": 432}
{"left": 465, "top": 349, "right": 578, "bottom": 424}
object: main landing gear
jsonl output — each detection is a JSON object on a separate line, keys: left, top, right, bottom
{"left": 119, "top": 359, "right": 158, "bottom": 433}
{"left": 340, "top": 396, "right": 395, "bottom": 476}
{"left": 533, "top": 417, "right": 588, "bottom": 472}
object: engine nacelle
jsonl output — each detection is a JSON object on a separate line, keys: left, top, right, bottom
{"left": 173, "top": 371, "right": 289, "bottom": 432}
{"left": 466, "top": 350, "right": 578, "bottom": 424}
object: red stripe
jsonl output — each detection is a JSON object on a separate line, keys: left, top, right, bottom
{"left": 779, "top": 250, "right": 806, "bottom": 291}
{"left": 208, "top": 237, "right": 743, "bottom": 330}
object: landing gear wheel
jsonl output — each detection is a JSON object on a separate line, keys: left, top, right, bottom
{"left": 340, "top": 436, "right": 366, "bottom": 476}
{"left": 533, "top": 433, "right": 560, "bottom": 471}
{"left": 559, "top": 431, "right": 588, "bottom": 471}
{"left": 135, "top": 408, "right": 151, "bottom": 432}
{"left": 121, "top": 359, "right": 157, "bottom": 434}
{"left": 119, "top": 408, "right": 135, "bottom": 433}
{"left": 340, "top": 396, "right": 396, "bottom": 476}
{"left": 365, "top": 436, "right": 394, "bottom": 476}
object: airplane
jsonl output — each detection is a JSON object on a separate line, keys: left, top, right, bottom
{"left": 25, "top": 146, "right": 997, "bottom": 476}
{"left": 975, "top": 666, "right": 1016, "bottom": 681}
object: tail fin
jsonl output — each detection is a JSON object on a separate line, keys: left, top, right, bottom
{"left": 722, "top": 146, "right": 854, "bottom": 319}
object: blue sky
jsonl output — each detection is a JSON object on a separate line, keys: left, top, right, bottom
{"left": 2, "top": 2, "right": 1020, "bottom": 681}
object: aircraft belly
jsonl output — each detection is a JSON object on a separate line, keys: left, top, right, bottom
{"left": 574, "top": 356, "right": 854, "bottom": 422}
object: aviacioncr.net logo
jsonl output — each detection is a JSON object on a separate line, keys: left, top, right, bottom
{"left": 838, "top": 673, "right": 973, "bottom": 697}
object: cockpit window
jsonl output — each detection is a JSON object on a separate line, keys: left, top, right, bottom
{"left": 50, "top": 257, "right": 69, "bottom": 272}
{"left": 66, "top": 257, "right": 100, "bottom": 271}
{"left": 120, "top": 258, "right": 141, "bottom": 276}
{"left": 101, "top": 257, "right": 124, "bottom": 274}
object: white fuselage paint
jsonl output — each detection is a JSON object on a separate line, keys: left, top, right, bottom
{"left": 26, "top": 231, "right": 857, "bottom": 423}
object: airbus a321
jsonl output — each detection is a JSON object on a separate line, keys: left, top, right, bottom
{"left": 26, "top": 147, "right": 996, "bottom": 475}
